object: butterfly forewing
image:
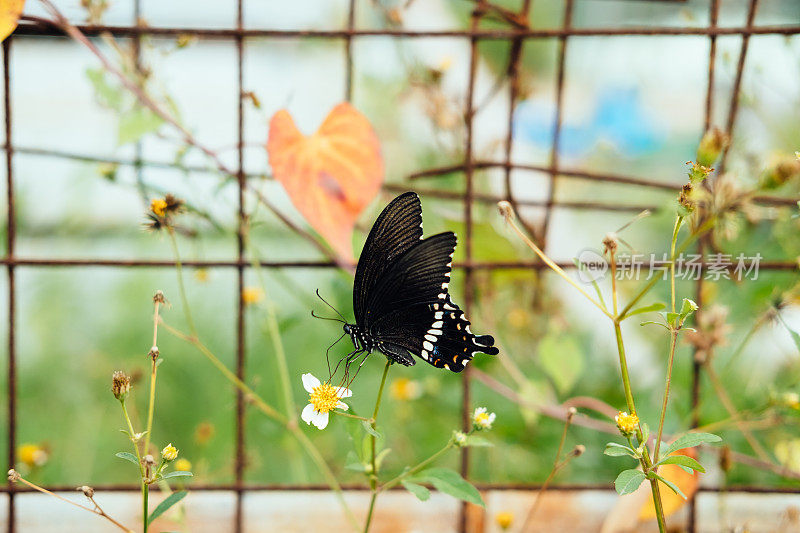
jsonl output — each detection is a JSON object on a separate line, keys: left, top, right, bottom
{"left": 353, "top": 192, "right": 422, "bottom": 324}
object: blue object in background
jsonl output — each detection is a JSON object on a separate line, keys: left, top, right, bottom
{"left": 514, "top": 86, "right": 663, "bottom": 159}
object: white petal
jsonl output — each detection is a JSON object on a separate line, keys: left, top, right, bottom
{"left": 301, "top": 404, "right": 316, "bottom": 425}
{"left": 311, "top": 410, "right": 330, "bottom": 430}
{"left": 302, "top": 373, "right": 320, "bottom": 393}
{"left": 336, "top": 401, "right": 349, "bottom": 411}
{"left": 336, "top": 386, "right": 353, "bottom": 399}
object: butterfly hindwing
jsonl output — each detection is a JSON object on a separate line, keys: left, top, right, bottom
{"left": 371, "top": 296, "right": 498, "bottom": 372}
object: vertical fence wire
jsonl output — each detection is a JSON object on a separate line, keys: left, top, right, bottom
{"left": 3, "top": 34, "right": 15, "bottom": 533}
{"left": 459, "top": 5, "right": 483, "bottom": 531}
{"left": 235, "top": 1, "right": 247, "bottom": 531}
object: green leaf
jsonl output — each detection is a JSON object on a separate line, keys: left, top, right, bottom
{"left": 640, "top": 320, "right": 670, "bottom": 330}
{"left": 623, "top": 302, "right": 665, "bottom": 319}
{"left": 148, "top": 490, "right": 187, "bottom": 524}
{"left": 666, "top": 312, "right": 680, "bottom": 327}
{"left": 86, "top": 68, "right": 124, "bottom": 110}
{"left": 401, "top": 480, "right": 431, "bottom": 502}
{"left": 115, "top": 452, "right": 139, "bottom": 466}
{"left": 118, "top": 107, "right": 165, "bottom": 145}
{"left": 411, "top": 467, "right": 484, "bottom": 507}
{"left": 614, "top": 469, "right": 646, "bottom": 495}
{"left": 604, "top": 443, "right": 636, "bottom": 457}
{"left": 665, "top": 432, "right": 722, "bottom": 456}
{"left": 160, "top": 471, "right": 193, "bottom": 480}
{"left": 465, "top": 435, "right": 493, "bottom": 447}
{"left": 375, "top": 448, "right": 393, "bottom": 470}
{"left": 657, "top": 454, "right": 705, "bottom": 473}
{"left": 653, "top": 473, "right": 687, "bottom": 500}
{"left": 538, "top": 334, "right": 584, "bottom": 393}
{"left": 680, "top": 298, "right": 698, "bottom": 321}
{"left": 361, "top": 421, "right": 382, "bottom": 439}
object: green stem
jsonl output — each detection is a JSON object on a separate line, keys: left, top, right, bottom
{"left": 610, "top": 254, "right": 667, "bottom": 533}
{"left": 364, "top": 361, "right": 391, "bottom": 533}
{"left": 653, "top": 332, "right": 678, "bottom": 464}
{"left": 120, "top": 401, "right": 144, "bottom": 477}
{"left": 143, "top": 299, "right": 162, "bottom": 456}
{"left": 619, "top": 215, "right": 715, "bottom": 318}
{"left": 653, "top": 216, "right": 683, "bottom": 466}
{"left": 380, "top": 441, "right": 455, "bottom": 492}
{"left": 142, "top": 361, "right": 157, "bottom": 457}
{"left": 167, "top": 228, "right": 197, "bottom": 337}
{"left": 244, "top": 233, "right": 297, "bottom": 418}
{"left": 142, "top": 484, "right": 149, "bottom": 533}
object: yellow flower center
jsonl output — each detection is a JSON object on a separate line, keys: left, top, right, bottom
{"left": 151, "top": 198, "right": 168, "bottom": 217}
{"left": 309, "top": 382, "right": 340, "bottom": 413}
{"left": 615, "top": 412, "right": 639, "bottom": 434}
{"left": 475, "top": 412, "right": 490, "bottom": 425}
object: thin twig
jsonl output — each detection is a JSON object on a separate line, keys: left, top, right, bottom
{"left": 520, "top": 409, "right": 579, "bottom": 531}
{"left": 10, "top": 475, "right": 134, "bottom": 532}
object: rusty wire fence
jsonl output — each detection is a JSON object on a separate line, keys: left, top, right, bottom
{"left": 3, "top": 0, "right": 800, "bottom": 531}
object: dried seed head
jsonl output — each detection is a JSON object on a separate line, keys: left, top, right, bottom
{"left": 7, "top": 469, "right": 20, "bottom": 482}
{"left": 112, "top": 371, "right": 131, "bottom": 401}
{"left": 572, "top": 444, "right": 586, "bottom": 457}
{"left": 144, "top": 455, "right": 156, "bottom": 467}
{"left": 149, "top": 346, "right": 159, "bottom": 361}
{"left": 497, "top": 200, "right": 515, "bottom": 222}
{"left": 602, "top": 233, "right": 618, "bottom": 256}
{"left": 78, "top": 485, "right": 95, "bottom": 498}
{"left": 153, "top": 290, "right": 166, "bottom": 304}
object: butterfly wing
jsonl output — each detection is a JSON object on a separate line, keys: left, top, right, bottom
{"left": 363, "top": 231, "right": 498, "bottom": 372}
{"left": 353, "top": 191, "right": 422, "bottom": 325}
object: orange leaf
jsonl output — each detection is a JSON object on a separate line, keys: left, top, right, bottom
{"left": 639, "top": 447, "right": 700, "bottom": 521}
{"left": 266, "top": 103, "right": 384, "bottom": 260}
{"left": 0, "top": 0, "right": 24, "bottom": 42}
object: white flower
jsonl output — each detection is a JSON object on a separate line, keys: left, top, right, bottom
{"left": 453, "top": 431, "right": 468, "bottom": 447}
{"left": 300, "top": 373, "right": 352, "bottom": 430}
{"left": 472, "top": 407, "right": 496, "bottom": 431}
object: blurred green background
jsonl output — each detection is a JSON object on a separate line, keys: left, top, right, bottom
{"left": 3, "top": 0, "right": 800, "bottom": 496}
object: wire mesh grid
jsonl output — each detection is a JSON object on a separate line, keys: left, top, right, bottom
{"left": 3, "top": 0, "right": 800, "bottom": 531}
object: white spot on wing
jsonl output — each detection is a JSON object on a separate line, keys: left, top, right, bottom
{"left": 431, "top": 320, "right": 443, "bottom": 328}
{"left": 423, "top": 341, "right": 433, "bottom": 351}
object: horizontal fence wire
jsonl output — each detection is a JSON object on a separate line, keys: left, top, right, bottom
{"left": 4, "top": 1, "right": 800, "bottom": 532}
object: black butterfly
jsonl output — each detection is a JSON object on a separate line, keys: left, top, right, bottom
{"left": 334, "top": 191, "right": 498, "bottom": 373}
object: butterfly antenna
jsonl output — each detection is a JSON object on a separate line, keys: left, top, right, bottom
{"left": 311, "top": 310, "right": 345, "bottom": 324}
{"left": 315, "top": 289, "right": 348, "bottom": 323}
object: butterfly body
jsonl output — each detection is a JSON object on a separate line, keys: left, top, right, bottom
{"left": 343, "top": 192, "right": 498, "bottom": 373}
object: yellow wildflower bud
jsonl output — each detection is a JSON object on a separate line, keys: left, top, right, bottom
{"left": 174, "top": 458, "right": 192, "bottom": 472}
{"left": 495, "top": 511, "right": 514, "bottom": 530}
{"left": 615, "top": 411, "right": 639, "bottom": 436}
{"left": 161, "top": 444, "right": 178, "bottom": 462}
{"left": 242, "top": 287, "right": 264, "bottom": 306}
{"left": 150, "top": 198, "right": 168, "bottom": 217}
